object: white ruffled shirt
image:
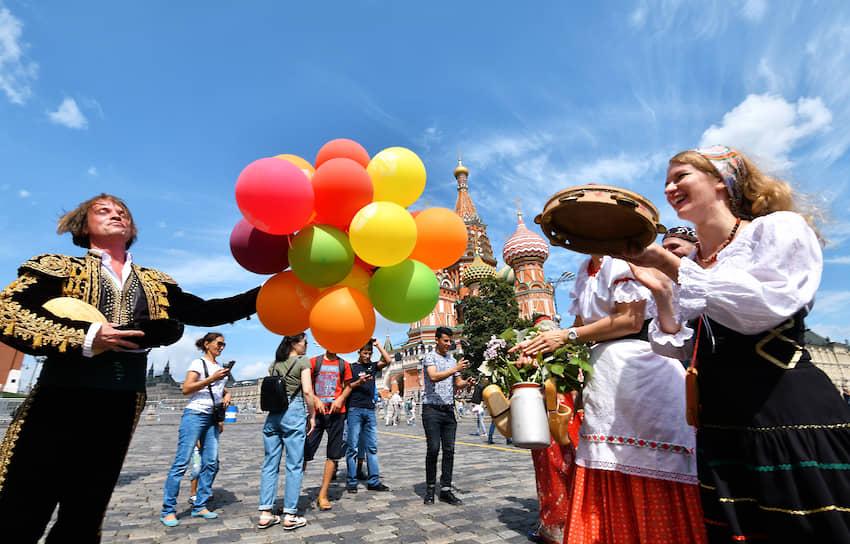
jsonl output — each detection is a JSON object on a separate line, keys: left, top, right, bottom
{"left": 649, "top": 211, "right": 822, "bottom": 360}
{"left": 569, "top": 256, "right": 655, "bottom": 323}
{"left": 571, "top": 256, "right": 697, "bottom": 483}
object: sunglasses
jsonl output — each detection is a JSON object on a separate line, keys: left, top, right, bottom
{"left": 215, "top": 341, "right": 226, "bottom": 347}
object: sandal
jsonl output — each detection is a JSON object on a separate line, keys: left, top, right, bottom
{"left": 317, "top": 496, "right": 332, "bottom": 510}
{"left": 257, "top": 513, "right": 280, "bottom": 529}
{"left": 283, "top": 513, "right": 307, "bottom": 530}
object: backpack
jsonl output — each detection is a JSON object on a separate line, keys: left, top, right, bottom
{"left": 260, "top": 357, "right": 303, "bottom": 412}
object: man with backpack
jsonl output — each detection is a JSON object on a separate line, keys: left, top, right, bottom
{"left": 304, "top": 350, "right": 353, "bottom": 511}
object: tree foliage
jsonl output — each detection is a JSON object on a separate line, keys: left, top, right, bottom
{"left": 458, "top": 277, "right": 529, "bottom": 368}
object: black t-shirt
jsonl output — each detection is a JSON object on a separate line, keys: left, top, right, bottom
{"left": 348, "top": 360, "right": 379, "bottom": 409}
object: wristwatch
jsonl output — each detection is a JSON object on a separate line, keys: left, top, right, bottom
{"left": 566, "top": 328, "right": 579, "bottom": 343}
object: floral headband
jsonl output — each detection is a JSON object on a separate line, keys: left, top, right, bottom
{"left": 662, "top": 226, "right": 697, "bottom": 243}
{"left": 694, "top": 145, "right": 751, "bottom": 218}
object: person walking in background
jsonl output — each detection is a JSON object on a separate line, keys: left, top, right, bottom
{"left": 470, "top": 378, "right": 487, "bottom": 437}
{"left": 345, "top": 338, "right": 393, "bottom": 494}
{"left": 304, "top": 349, "right": 353, "bottom": 511}
{"left": 407, "top": 397, "right": 416, "bottom": 425}
{"left": 421, "top": 326, "right": 476, "bottom": 505}
{"left": 256, "top": 333, "right": 315, "bottom": 531}
{"left": 0, "top": 194, "right": 257, "bottom": 542}
{"left": 160, "top": 332, "right": 233, "bottom": 526}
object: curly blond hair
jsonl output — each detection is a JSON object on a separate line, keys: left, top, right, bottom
{"left": 56, "top": 193, "right": 138, "bottom": 249}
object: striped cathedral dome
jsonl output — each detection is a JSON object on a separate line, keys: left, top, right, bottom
{"left": 461, "top": 254, "right": 497, "bottom": 286}
{"left": 503, "top": 214, "right": 549, "bottom": 267}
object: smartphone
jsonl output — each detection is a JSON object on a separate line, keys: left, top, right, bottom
{"left": 224, "top": 360, "right": 236, "bottom": 370}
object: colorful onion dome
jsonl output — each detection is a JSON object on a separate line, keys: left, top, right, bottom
{"left": 461, "top": 254, "right": 496, "bottom": 286}
{"left": 497, "top": 264, "right": 515, "bottom": 285}
{"left": 503, "top": 214, "right": 549, "bottom": 266}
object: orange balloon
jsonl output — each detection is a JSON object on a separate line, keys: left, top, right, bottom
{"left": 315, "top": 138, "right": 370, "bottom": 169}
{"left": 275, "top": 154, "right": 316, "bottom": 180}
{"left": 409, "top": 207, "right": 468, "bottom": 269}
{"left": 256, "top": 271, "right": 319, "bottom": 335}
{"left": 309, "top": 286, "right": 375, "bottom": 353}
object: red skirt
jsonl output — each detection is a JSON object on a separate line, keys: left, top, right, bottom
{"left": 532, "top": 439, "right": 576, "bottom": 544}
{"left": 564, "top": 465, "right": 707, "bottom": 544}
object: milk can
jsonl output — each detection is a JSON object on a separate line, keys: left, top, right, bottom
{"left": 509, "top": 382, "right": 550, "bottom": 449}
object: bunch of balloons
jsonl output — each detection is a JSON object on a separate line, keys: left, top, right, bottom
{"left": 230, "top": 138, "right": 468, "bottom": 353}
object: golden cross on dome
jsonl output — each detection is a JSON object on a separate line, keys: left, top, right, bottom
{"left": 513, "top": 198, "right": 523, "bottom": 217}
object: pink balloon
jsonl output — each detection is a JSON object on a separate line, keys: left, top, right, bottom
{"left": 235, "top": 157, "right": 314, "bottom": 235}
{"left": 229, "top": 219, "right": 291, "bottom": 275}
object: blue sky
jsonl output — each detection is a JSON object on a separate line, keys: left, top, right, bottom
{"left": 2, "top": 1, "right": 848, "bottom": 385}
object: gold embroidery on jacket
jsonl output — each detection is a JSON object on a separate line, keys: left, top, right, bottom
{"left": 0, "top": 273, "right": 86, "bottom": 352}
{"left": 0, "top": 385, "right": 38, "bottom": 492}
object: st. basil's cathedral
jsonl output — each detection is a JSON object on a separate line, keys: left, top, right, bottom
{"left": 383, "top": 158, "right": 557, "bottom": 396}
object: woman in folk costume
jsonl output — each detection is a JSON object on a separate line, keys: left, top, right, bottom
{"left": 626, "top": 145, "right": 850, "bottom": 542}
{"left": 516, "top": 254, "right": 706, "bottom": 544}
{"left": 523, "top": 316, "right": 580, "bottom": 544}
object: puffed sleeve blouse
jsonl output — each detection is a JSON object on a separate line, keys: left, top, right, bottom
{"left": 649, "top": 211, "right": 823, "bottom": 360}
{"left": 569, "top": 255, "right": 655, "bottom": 325}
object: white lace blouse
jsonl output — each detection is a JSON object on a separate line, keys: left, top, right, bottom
{"left": 649, "top": 211, "right": 822, "bottom": 360}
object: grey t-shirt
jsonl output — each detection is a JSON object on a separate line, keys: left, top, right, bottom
{"left": 422, "top": 351, "right": 458, "bottom": 405}
{"left": 268, "top": 355, "right": 311, "bottom": 398}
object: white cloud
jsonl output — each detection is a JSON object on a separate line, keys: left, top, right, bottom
{"left": 149, "top": 253, "right": 256, "bottom": 290}
{"left": 87, "top": 166, "right": 98, "bottom": 176}
{"left": 739, "top": 0, "right": 766, "bottom": 22}
{"left": 813, "top": 290, "right": 850, "bottom": 317}
{"left": 47, "top": 97, "right": 88, "bottom": 129}
{"left": 415, "top": 125, "right": 442, "bottom": 152}
{"left": 825, "top": 256, "right": 850, "bottom": 264}
{"left": 628, "top": 5, "right": 647, "bottom": 28}
{"left": 0, "top": 6, "right": 37, "bottom": 104}
{"left": 18, "top": 189, "right": 29, "bottom": 197}
{"left": 700, "top": 94, "right": 833, "bottom": 170}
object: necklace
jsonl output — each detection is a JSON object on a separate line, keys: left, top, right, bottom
{"left": 696, "top": 218, "right": 741, "bottom": 265}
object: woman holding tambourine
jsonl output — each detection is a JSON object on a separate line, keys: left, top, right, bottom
{"left": 624, "top": 146, "right": 850, "bottom": 542}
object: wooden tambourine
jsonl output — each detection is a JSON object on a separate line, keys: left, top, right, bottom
{"left": 534, "top": 184, "right": 666, "bottom": 255}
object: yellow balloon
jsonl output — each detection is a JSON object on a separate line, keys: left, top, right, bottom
{"left": 349, "top": 202, "right": 417, "bottom": 267}
{"left": 319, "top": 264, "right": 372, "bottom": 295}
{"left": 366, "top": 147, "right": 426, "bottom": 207}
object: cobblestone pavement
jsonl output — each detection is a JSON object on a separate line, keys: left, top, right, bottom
{"left": 7, "top": 414, "right": 541, "bottom": 543}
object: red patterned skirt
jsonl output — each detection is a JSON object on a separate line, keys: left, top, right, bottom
{"left": 564, "top": 465, "right": 707, "bottom": 544}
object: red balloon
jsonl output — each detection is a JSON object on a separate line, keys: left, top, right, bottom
{"left": 312, "top": 158, "right": 374, "bottom": 229}
{"left": 229, "top": 219, "right": 291, "bottom": 275}
{"left": 315, "top": 138, "right": 370, "bottom": 169}
{"left": 235, "top": 157, "right": 313, "bottom": 235}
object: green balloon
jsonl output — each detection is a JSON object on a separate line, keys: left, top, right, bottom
{"left": 288, "top": 224, "right": 354, "bottom": 287}
{"left": 369, "top": 259, "right": 439, "bottom": 323}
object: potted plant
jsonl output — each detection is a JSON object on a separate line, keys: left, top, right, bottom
{"left": 478, "top": 322, "right": 591, "bottom": 449}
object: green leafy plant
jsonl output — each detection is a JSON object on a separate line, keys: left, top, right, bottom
{"left": 477, "top": 326, "right": 592, "bottom": 396}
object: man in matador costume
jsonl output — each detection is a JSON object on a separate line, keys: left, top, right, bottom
{"left": 0, "top": 194, "right": 259, "bottom": 543}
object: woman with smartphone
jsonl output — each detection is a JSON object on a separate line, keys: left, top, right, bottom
{"left": 160, "top": 332, "right": 231, "bottom": 526}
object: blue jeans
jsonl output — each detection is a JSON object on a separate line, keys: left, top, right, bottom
{"left": 258, "top": 398, "right": 306, "bottom": 514}
{"left": 476, "top": 411, "right": 486, "bottom": 435}
{"left": 162, "top": 409, "right": 219, "bottom": 516}
{"left": 346, "top": 407, "right": 380, "bottom": 487}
